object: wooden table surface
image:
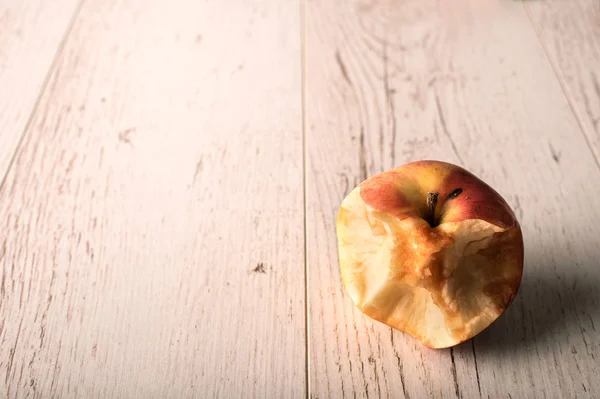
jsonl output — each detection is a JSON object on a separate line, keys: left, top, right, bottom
{"left": 1, "top": 0, "right": 599, "bottom": 398}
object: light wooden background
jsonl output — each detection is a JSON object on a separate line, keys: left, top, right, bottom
{"left": 0, "top": 0, "right": 598, "bottom": 398}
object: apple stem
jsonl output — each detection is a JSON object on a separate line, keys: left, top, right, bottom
{"left": 427, "top": 192, "right": 439, "bottom": 227}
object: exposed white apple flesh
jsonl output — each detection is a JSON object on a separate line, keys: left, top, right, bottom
{"left": 336, "top": 161, "right": 524, "bottom": 348}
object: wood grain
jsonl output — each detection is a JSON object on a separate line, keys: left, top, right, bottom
{"left": 524, "top": 0, "right": 600, "bottom": 167}
{"left": 0, "top": 0, "right": 304, "bottom": 398}
{"left": 0, "top": 0, "right": 81, "bottom": 181}
{"left": 304, "top": 0, "right": 599, "bottom": 398}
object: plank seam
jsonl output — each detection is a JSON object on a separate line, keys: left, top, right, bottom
{"left": 300, "top": 0, "right": 310, "bottom": 398}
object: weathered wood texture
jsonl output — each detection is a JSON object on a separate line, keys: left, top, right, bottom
{"left": 0, "top": 0, "right": 80, "bottom": 180}
{"left": 525, "top": 0, "right": 600, "bottom": 166}
{"left": 2, "top": 0, "right": 600, "bottom": 398}
{"left": 304, "top": 0, "right": 599, "bottom": 398}
{"left": 0, "top": 0, "right": 305, "bottom": 398}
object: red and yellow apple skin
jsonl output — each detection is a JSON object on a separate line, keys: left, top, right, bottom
{"left": 359, "top": 160, "right": 518, "bottom": 228}
{"left": 337, "top": 160, "right": 524, "bottom": 348}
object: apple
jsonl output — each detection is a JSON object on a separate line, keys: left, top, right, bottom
{"left": 336, "top": 160, "right": 524, "bottom": 348}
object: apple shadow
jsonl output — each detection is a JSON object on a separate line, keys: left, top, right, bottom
{"left": 464, "top": 253, "right": 600, "bottom": 356}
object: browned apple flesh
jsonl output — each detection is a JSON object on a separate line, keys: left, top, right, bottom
{"left": 336, "top": 161, "right": 524, "bottom": 348}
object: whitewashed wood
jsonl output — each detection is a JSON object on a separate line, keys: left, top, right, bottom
{"left": 524, "top": 0, "right": 600, "bottom": 167}
{"left": 305, "top": 0, "right": 599, "bottom": 398}
{"left": 0, "top": 0, "right": 80, "bottom": 181}
{"left": 0, "top": 0, "right": 305, "bottom": 398}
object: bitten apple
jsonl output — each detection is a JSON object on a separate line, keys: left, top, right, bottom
{"left": 336, "top": 160, "right": 524, "bottom": 348}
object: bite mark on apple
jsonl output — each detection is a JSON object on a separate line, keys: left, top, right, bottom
{"left": 339, "top": 161, "right": 524, "bottom": 348}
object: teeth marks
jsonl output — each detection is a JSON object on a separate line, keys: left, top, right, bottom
{"left": 338, "top": 162, "right": 524, "bottom": 348}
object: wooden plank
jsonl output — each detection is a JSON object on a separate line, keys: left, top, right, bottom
{"left": 524, "top": 0, "right": 600, "bottom": 166}
{"left": 0, "top": 0, "right": 80, "bottom": 180}
{"left": 0, "top": 0, "right": 304, "bottom": 397}
{"left": 305, "top": 0, "right": 599, "bottom": 398}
